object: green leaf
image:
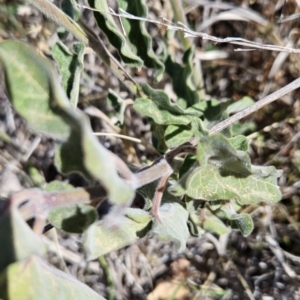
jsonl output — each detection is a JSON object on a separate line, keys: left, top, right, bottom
{"left": 0, "top": 40, "right": 70, "bottom": 141}
{"left": 44, "top": 180, "right": 74, "bottom": 192}
{"left": 107, "top": 89, "right": 127, "bottom": 125}
{"left": 45, "top": 181, "right": 98, "bottom": 233}
{"left": 152, "top": 203, "right": 189, "bottom": 252}
{"left": 202, "top": 211, "right": 231, "bottom": 235}
{"left": 61, "top": 0, "right": 80, "bottom": 21}
{"left": 183, "top": 102, "right": 207, "bottom": 118}
{"left": 0, "top": 205, "right": 47, "bottom": 272}
{"left": 134, "top": 84, "right": 191, "bottom": 125}
{"left": 197, "top": 134, "right": 252, "bottom": 175}
{"left": 0, "top": 40, "right": 135, "bottom": 205}
{"left": 231, "top": 121, "right": 256, "bottom": 136}
{"left": 83, "top": 208, "right": 151, "bottom": 259}
{"left": 165, "top": 47, "right": 200, "bottom": 107}
{"left": 28, "top": 167, "right": 45, "bottom": 187}
{"left": 207, "top": 201, "right": 223, "bottom": 211}
{"left": 178, "top": 155, "right": 197, "bottom": 178}
{"left": 231, "top": 213, "right": 254, "bottom": 237}
{"left": 53, "top": 113, "right": 135, "bottom": 204}
{"left": 164, "top": 125, "right": 193, "bottom": 148}
{"left": 88, "top": 0, "right": 143, "bottom": 68}
{"left": 171, "top": 134, "right": 282, "bottom": 206}
{"left": 48, "top": 204, "right": 98, "bottom": 233}
{"left": 229, "top": 135, "right": 249, "bottom": 151}
{"left": 58, "top": 0, "right": 81, "bottom": 39}
{"left": 185, "top": 164, "right": 282, "bottom": 205}
{"left": 0, "top": 256, "right": 105, "bottom": 300}
{"left": 219, "top": 203, "right": 253, "bottom": 237}
{"left": 117, "top": 0, "right": 164, "bottom": 81}
{"left": 226, "top": 96, "right": 254, "bottom": 115}
{"left": 151, "top": 123, "right": 168, "bottom": 153}
{"left": 134, "top": 98, "right": 190, "bottom": 125}
{"left": 52, "top": 41, "right": 85, "bottom": 107}
{"left": 142, "top": 84, "right": 185, "bottom": 113}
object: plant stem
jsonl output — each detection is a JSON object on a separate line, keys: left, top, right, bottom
{"left": 12, "top": 143, "right": 197, "bottom": 222}
{"left": 209, "top": 76, "right": 300, "bottom": 135}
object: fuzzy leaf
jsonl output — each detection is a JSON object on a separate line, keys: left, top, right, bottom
{"left": 134, "top": 98, "right": 190, "bottom": 125}
{"left": 83, "top": 208, "right": 151, "bottom": 259}
{"left": 164, "top": 125, "right": 193, "bottom": 148}
{"left": 219, "top": 203, "right": 254, "bottom": 237}
{"left": 134, "top": 84, "right": 191, "bottom": 125}
{"left": 117, "top": 0, "right": 164, "bottom": 81}
{"left": 231, "top": 213, "right": 254, "bottom": 237}
{"left": 171, "top": 134, "right": 282, "bottom": 205}
{"left": 44, "top": 180, "right": 74, "bottom": 192}
{"left": 107, "top": 89, "right": 127, "bottom": 125}
{"left": 151, "top": 124, "right": 168, "bottom": 153}
{"left": 185, "top": 164, "right": 282, "bottom": 205}
{"left": 88, "top": 0, "right": 143, "bottom": 68}
{"left": 226, "top": 96, "right": 254, "bottom": 115}
{"left": 45, "top": 181, "right": 99, "bottom": 233}
{"left": 197, "top": 134, "right": 252, "bottom": 175}
{"left": 152, "top": 203, "right": 189, "bottom": 252}
{"left": 0, "top": 40, "right": 135, "bottom": 205}
{"left": 229, "top": 135, "right": 249, "bottom": 151}
{"left": 0, "top": 256, "right": 105, "bottom": 300}
{"left": 202, "top": 212, "right": 231, "bottom": 235}
{"left": 49, "top": 204, "right": 98, "bottom": 233}
{"left": 0, "top": 40, "right": 70, "bottom": 141}
{"left": 0, "top": 206, "right": 47, "bottom": 273}
{"left": 52, "top": 41, "right": 85, "bottom": 107}
{"left": 165, "top": 48, "right": 200, "bottom": 107}
{"left": 231, "top": 214, "right": 254, "bottom": 236}
{"left": 61, "top": 0, "right": 80, "bottom": 21}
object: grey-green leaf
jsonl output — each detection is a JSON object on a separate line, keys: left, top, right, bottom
{"left": 52, "top": 41, "right": 85, "bottom": 107}
{"left": 165, "top": 47, "right": 200, "bottom": 107}
{"left": 197, "top": 134, "right": 252, "bottom": 175}
{"left": 151, "top": 203, "right": 189, "bottom": 252}
{"left": 231, "top": 213, "right": 254, "bottom": 237}
{"left": 164, "top": 125, "right": 193, "bottom": 148}
{"left": 107, "top": 89, "right": 127, "bottom": 125}
{"left": 219, "top": 202, "right": 253, "bottom": 236}
{"left": 0, "top": 256, "right": 105, "bottom": 300}
{"left": 0, "top": 206, "right": 47, "bottom": 273}
{"left": 134, "top": 84, "right": 191, "bottom": 125}
{"left": 185, "top": 164, "right": 282, "bottom": 205}
{"left": 88, "top": 0, "right": 143, "bottom": 68}
{"left": 61, "top": 0, "right": 80, "bottom": 21}
{"left": 0, "top": 40, "right": 70, "bottom": 141}
{"left": 117, "top": 0, "right": 164, "bottom": 81}
{"left": 48, "top": 204, "right": 98, "bottom": 233}
{"left": 226, "top": 96, "right": 254, "bottom": 115}
{"left": 83, "top": 208, "right": 151, "bottom": 259}
{"left": 229, "top": 135, "right": 249, "bottom": 151}
{"left": 202, "top": 212, "right": 231, "bottom": 235}
{"left": 0, "top": 40, "right": 135, "bottom": 206}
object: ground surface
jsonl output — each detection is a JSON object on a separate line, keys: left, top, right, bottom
{"left": 1, "top": 0, "right": 300, "bottom": 299}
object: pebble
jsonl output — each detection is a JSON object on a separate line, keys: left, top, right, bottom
{"left": 259, "top": 262, "right": 268, "bottom": 269}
